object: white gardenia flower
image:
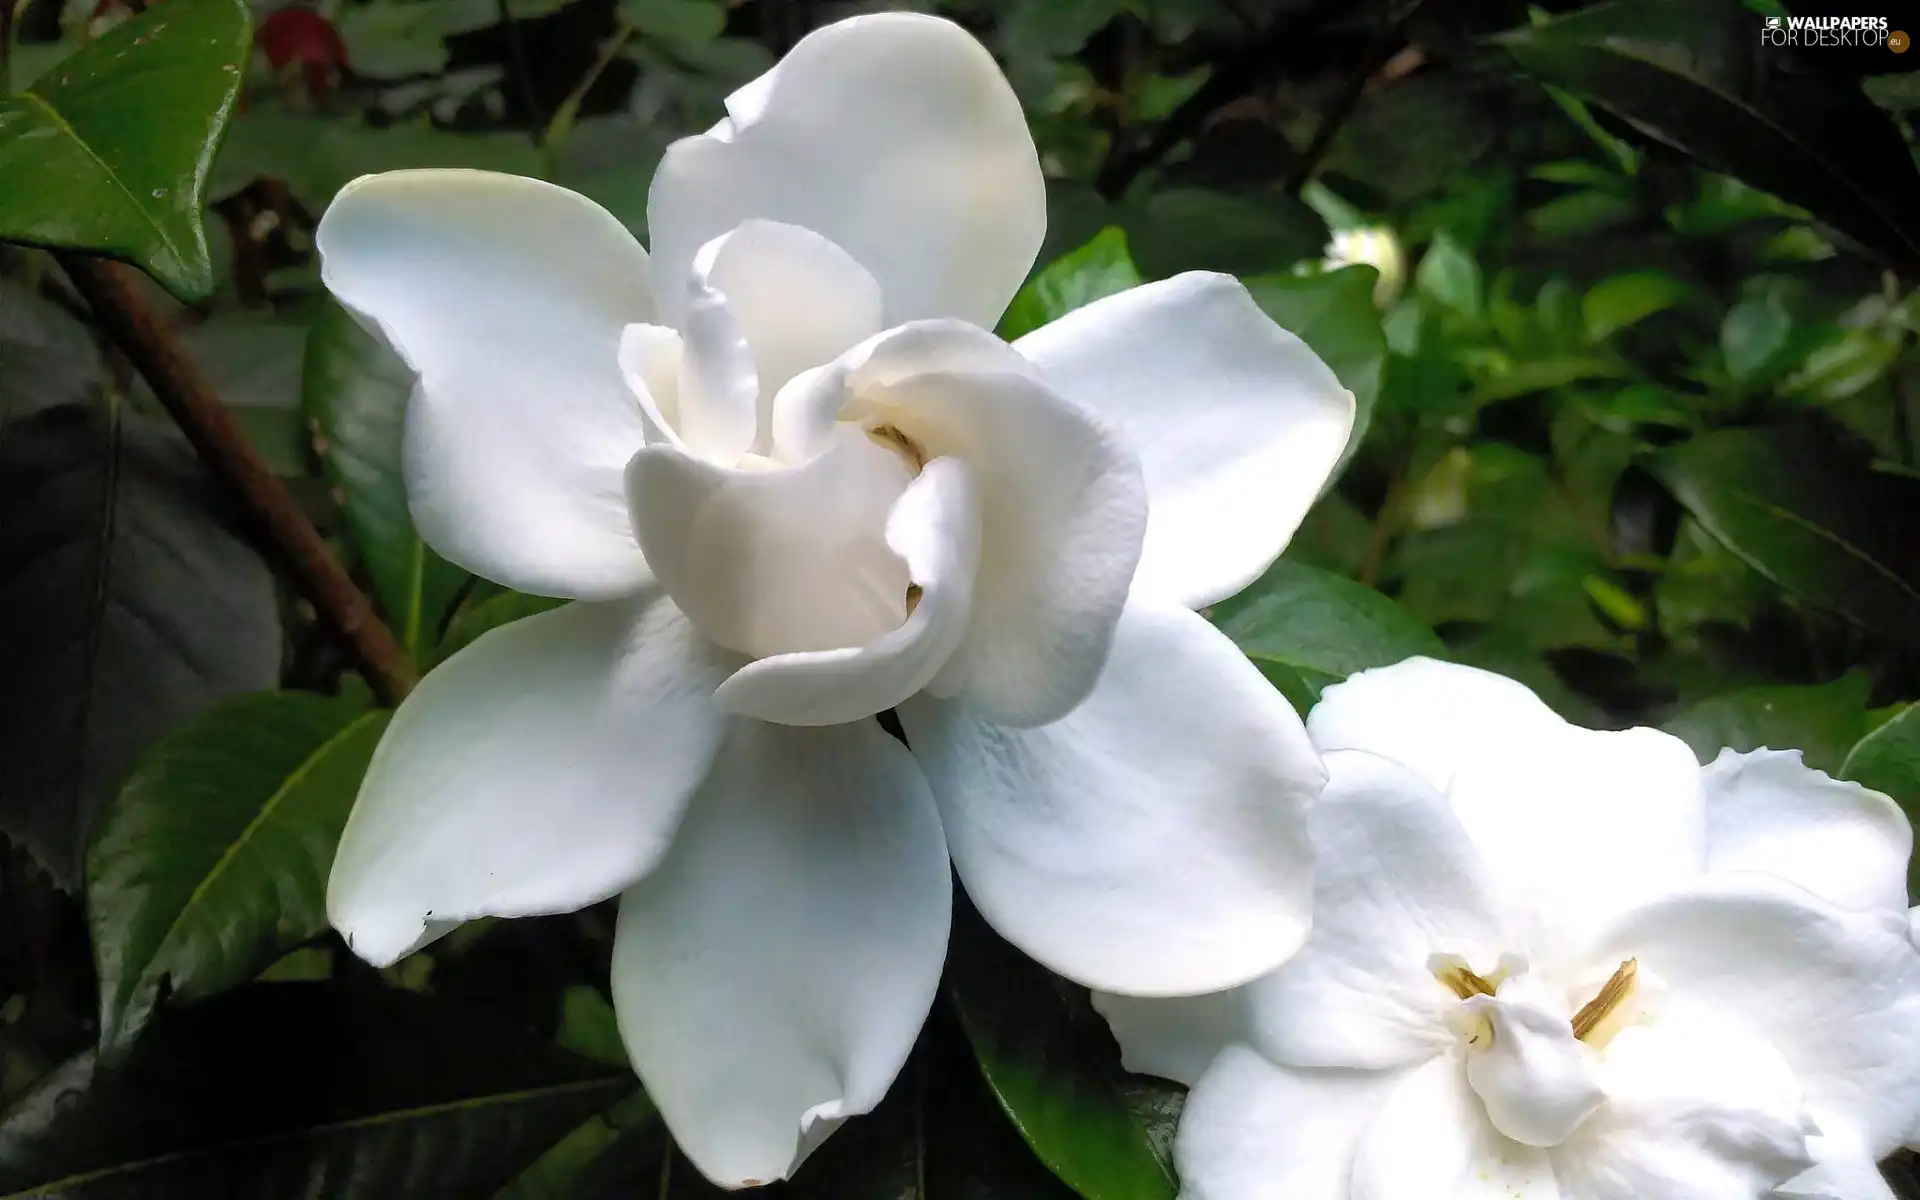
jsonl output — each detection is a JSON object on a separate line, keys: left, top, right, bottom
{"left": 1097, "top": 658, "right": 1920, "bottom": 1200}
{"left": 1322, "top": 227, "right": 1404, "bottom": 307}
{"left": 315, "top": 11, "right": 1356, "bottom": 1190}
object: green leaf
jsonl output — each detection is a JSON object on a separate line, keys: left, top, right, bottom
{"left": 1662, "top": 673, "right": 1872, "bottom": 774}
{"left": 1415, "top": 231, "right": 1481, "bottom": 321}
{"left": 304, "top": 300, "right": 471, "bottom": 659}
{"left": 1497, "top": 0, "right": 1920, "bottom": 276}
{"left": 1211, "top": 559, "right": 1445, "bottom": 709}
{"left": 0, "top": 402, "right": 280, "bottom": 887}
{"left": 1842, "top": 704, "right": 1920, "bottom": 896}
{"left": 950, "top": 905, "right": 1177, "bottom": 1200}
{"left": 0, "top": 277, "right": 102, "bottom": 419}
{"left": 174, "top": 312, "right": 311, "bottom": 475}
{"left": 1243, "top": 266, "right": 1388, "bottom": 479}
{"left": 1720, "top": 291, "right": 1793, "bottom": 386}
{"left": 0, "top": 0, "right": 251, "bottom": 299}
{"left": 1582, "top": 270, "right": 1688, "bottom": 340}
{"left": 1120, "top": 188, "right": 1325, "bottom": 281}
{"left": 998, "top": 227, "right": 1141, "bottom": 342}
{"left": 0, "top": 982, "right": 633, "bottom": 1198}
{"left": 618, "top": 0, "right": 726, "bottom": 47}
{"left": 87, "top": 693, "right": 389, "bottom": 1061}
{"left": 1648, "top": 427, "right": 1920, "bottom": 648}
{"left": 433, "top": 591, "right": 568, "bottom": 666}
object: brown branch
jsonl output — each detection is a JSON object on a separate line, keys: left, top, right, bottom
{"left": 1284, "top": 11, "right": 1425, "bottom": 195}
{"left": 58, "top": 253, "right": 418, "bottom": 707}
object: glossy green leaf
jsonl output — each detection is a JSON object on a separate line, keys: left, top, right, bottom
{"left": 950, "top": 905, "right": 1177, "bottom": 1200}
{"left": 619, "top": 0, "right": 726, "bottom": 47}
{"left": 1841, "top": 704, "right": 1920, "bottom": 897}
{"left": 1211, "top": 558, "right": 1446, "bottom": 710}
{"left": 999, "top": 227, "right": 1141, "bottom": 342}
{"left": 1497, "top": 0, "right": 1920, "bottom": 276}
{"left": 0, "top": 403, "right": 280, "bottom": 887}
{"left": 0, "top": 0, "right": 251, "bottom": 299}
{"left": 1244, "top": 266, "right": 1388, "bottom": 477}
{"left": 1648, "top": 427, "right": 1920, "bottom": 647}
{"left": 1662, "top": 673, "right": 1872, "bottom": 774}
{"left": 1582, "top": 270, "right": 1688, "bottom": 340}
{"left": 87, "top": 692, "right": 389, "bottom": 1061}
{"left": 304, "top": 300, "right": 472, "bottom": 659}
{"left": 1120, "top": 187, "right": 1325, "bottom": 281}
{"left": 0, "top": 982, "right": 633, "bottom": 1198}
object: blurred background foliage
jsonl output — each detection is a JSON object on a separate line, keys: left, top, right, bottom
{"left": 4, "top": 0, "right": 1920, "bottom": 1194}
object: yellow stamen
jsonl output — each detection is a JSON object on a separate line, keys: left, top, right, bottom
{"left": 905, "top": 584, "right": 923, "bottom": 616}
{"left": 867, "top": 424, "right": 926, "bottom": 470}
{"left": 1438, "top": 963, "right": 1498, "bottom": 1000}
{"left": 1571, "top": 959, "right": 1637, "bottom": 1042}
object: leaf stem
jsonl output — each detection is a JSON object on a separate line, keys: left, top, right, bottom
{"left": 540, "top": 19, "right": 635, "bottom": 174}
{"left": 57, "top": 253, "right": 418, "bottom": 707}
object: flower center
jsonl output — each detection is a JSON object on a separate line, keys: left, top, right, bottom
{"left": 866, "top": 423, "right": 927, "bottom": 473}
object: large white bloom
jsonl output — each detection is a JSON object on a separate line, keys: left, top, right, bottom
{"left": 1097, "top": 658, "right": 1920, "bottom": 1200}
{"left": 315, "top": 12, "right": 1355, "bottom": 1189}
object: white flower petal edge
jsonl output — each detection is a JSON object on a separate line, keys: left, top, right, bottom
{"left": 1175, "top": 1046, "right": 1397, "bottom": 1200}
{"left": 1240, "top": 748, "right": 1508, "bottom": 1072}
{"left": 1014, "top": 272, "right": 1356, "bottom": 610}
{"left": 326, "top": 594, "right": 733, "bottom": 966}
{"left": 1089, "top": 989, "right": 1246, "bottom": 1087}
{"left": 1701, "top": 747, "right": 1911, "bottom": 915}
{"left": 316, "top": 170, "right": 656, "bottom": 599}
{"left": 647, "top": 12, "right": 1044, "bottom": 331}
{"left": 610, "top": 718, "right": 949, "bottom": 1189}
{"left": 900, "top": 596, "right": 1321, "bottom": 996}
{"left": 1307, "top": 657, "right": 1705, "bottom": 944}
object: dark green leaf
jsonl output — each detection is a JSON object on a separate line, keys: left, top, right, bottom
{"left": 0, "top": 982, "right": 633, "bottom": 1198}
{"left": 304, "top": 300, "right": 471, "bottom": 659}
{"left": 1582, "top": 270, "right": 1688, "bottom": 340}
{"left": 87, "top": 693, "right": 389, "bottom": 1060}
{"left": 998, "top": 227, "right": 1141, "bottom": 342}
{"left": 1497, "top": 0, "right": 1920, "bottom": 275}
{"left": 1120, "top": 188, "right": 1324, "bottom": 281}
{"left": 1842, "top": 704, "right": 1920, "bottom": 897}
{"left": 176, "top": 312, "right": 310, "bottom": 475}
{"left": 950, "top": 905, "right": 1177, "bottom": 1200}
{"left": 1211, "top": 559, "right": 1446, "bottom": 708}
{"left": 0, "top": 0, "right": 250, "bottom": 299}
{"left": 1243, "top": 266, "right": 1388, "bottom": 478}
{"left": 0, "top": 402, "right": 280, "bottom": 886}
{"left": 1648, "top": 427, "right": 1920, "bottom": 647}
{"left": 1662, "top": 673, "right": 1872, "bottom": 773}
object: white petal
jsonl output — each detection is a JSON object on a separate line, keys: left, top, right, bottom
{"left": 900, "top": 597, "right": 1321, "bottom": 996}
{"left": 1090, "top": 989, "right": 1246, "bottom": 1087}
{"left": 1460, "top": 976, "right": 1604, "bottom": 1148}
{"left": 1775, "top": 1127, "right": 1897, "bottom": 1200}
{"left": 1590, "top": 876, "right": 1920, "bottom": 1159}
{"left": 625, "top": 427, "right": 914, "bottom": 662}
{"left": 1175, "top": 1045, "right": 1398, "bottom": 1200}
{"left": 715, "top": 456, "right": 981, "bottom": 727}
{"left": 1013, "top": 273, "right": 1356, "bottom": 609}
{"left": 826, "top": 321, "right": 1147, "bottom": 727}
{"left": 646, "top": 13, "right": 1043, "bottom": 330}
{"left": 619, "top": 324, "right": 685, "bottom": 448}
{"left": 1551, "top": 1012, "right": 1813, "bottom": 1200}
{"left": 1243, "top": 749, "right": 1507, "bottom": 1072}
{"left": 676, "top": 255, "right": 761, "bottom": 464}
{"left": 695, "top": 220, "right": 884, "bottom": 416}
{"left": 1702, "top": 747, "right": 1911, "bottom": 914}
{"left": 610, "top": 718, "right": 950, "bottom": 1188}
{"left": 1351, "top": 1054, "right": 1562, "bottom": 1200}
{"left": 326, "top": 594, "right": 731, "bottom": 966}
{"left": 1308, "top": 657, "right": 1705, "bottom": 947}
{"left": 317, "top": 170, "right": 654, "bottom": 599}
